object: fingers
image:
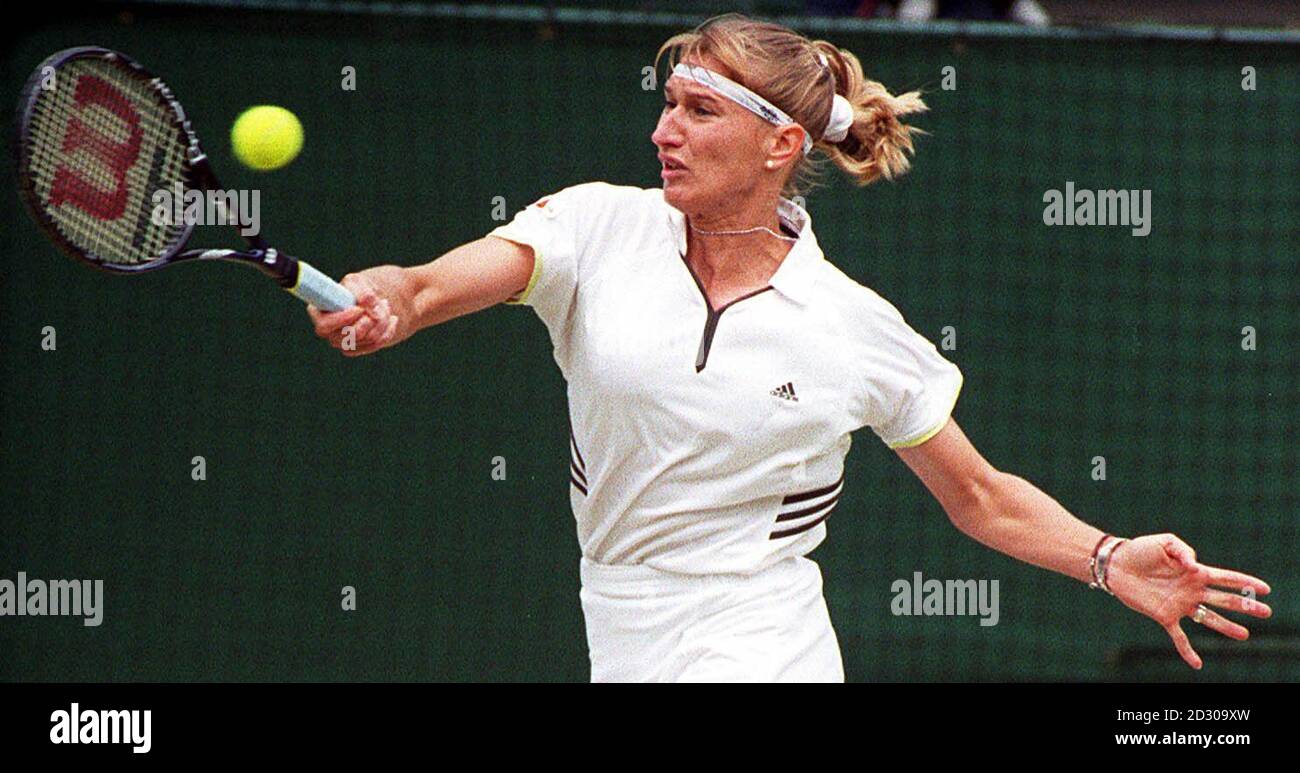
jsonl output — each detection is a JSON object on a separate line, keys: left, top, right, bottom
{"left": 306, "top": 271, "right": 385, "bottom": 337}
{"left": 1172, "top": 589, "right": 1267, "bottom": 671}
{"left": 377, "top": 315, "right": 395, "bottom": 345}
{"left": 1202, "top": 588, "right": 1272, "bottom": 620}
{"left": 1188, "top": 604, "right": 1251, "bottom": 641}
{"left": 1164, "top": 621, "right": 1203, "bottom": 670}
{"left": 315, "top": 307, "right": 388, "bottom": 355}
{"left": 309, "top": 304, "right": 366, "bottom": 338}
{"left": 1161, "top": 534, "right": 1197, "bottom": 569}
{"left": 1202, "top": 565, "right": 1272, "bottom": 597}
{"left": 1146, "top": 535, "right": 1272, "bottom": 669}
{"left": 1158, "top": 533, "right": 1272, "bottom": 604}
{"left": 304, "top": 267, "right": 403, "bottom": 356}
{"left": 342, "top": 316, "right": 399, "bottom": 357}
{"left": 339, "top": 301, "right": 398, "bottom": 357}
{"left": 348, "top": 308, "right": 380, "bottom": 343}
{"left": 341, "top": 272, "right": 382, "bottom": 312}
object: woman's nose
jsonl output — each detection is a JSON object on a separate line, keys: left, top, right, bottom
{"left": 652, "top": 110, "right": 681, "bottom": 147}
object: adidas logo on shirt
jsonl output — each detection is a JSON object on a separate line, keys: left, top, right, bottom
{"left": 770, "top": 382, "right": 798, "bottom": 401}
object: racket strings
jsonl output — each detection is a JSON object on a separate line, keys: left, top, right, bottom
{"left": 24, "top": 57, "right": 190, "bottom": 266}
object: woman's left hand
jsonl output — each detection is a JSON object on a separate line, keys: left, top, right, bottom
{"left": 1105, "top": 533, "right": 1272, "bottom": 670}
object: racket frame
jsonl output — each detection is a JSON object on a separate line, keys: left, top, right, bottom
{"left": 14, "top": 46, "right": 343, "bottom": 302}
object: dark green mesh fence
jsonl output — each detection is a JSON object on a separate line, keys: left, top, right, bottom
{"left": 2, "top": 2, "right": 1296, "bottom": 681}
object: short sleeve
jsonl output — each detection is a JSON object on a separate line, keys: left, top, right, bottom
{"left": 855, "top": 294, "right": 964, "bottom": 449}
{"left": 488, "top": 184, "right": 595, "bottom": 332}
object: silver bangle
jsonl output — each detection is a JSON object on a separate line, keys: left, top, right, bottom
{"left": 1087, "top": 536, "right": 1111, "bottom": 589}
{"left": 1089, "top": 536, "right": 1127, "bottom": 595}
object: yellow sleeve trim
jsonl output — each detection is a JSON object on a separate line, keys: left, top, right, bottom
{"left": 887, "top": 370, "right": 964, "bottom": 449}
{"left": 492, "top": 234, "right": 543, "bottom": 306}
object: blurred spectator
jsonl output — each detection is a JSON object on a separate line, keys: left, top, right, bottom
{"left": 898, "top": 0, "right": 1051, "bottom": 24}
{"left": 805, "top": 1, "right": 889, "bottom": 16}
{"left": 808, "top": 0, "right": 1051, "bottom": 25}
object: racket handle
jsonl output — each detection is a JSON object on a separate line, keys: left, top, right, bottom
{"left": 289, "top": 260, "right": 356, "bottom": 312}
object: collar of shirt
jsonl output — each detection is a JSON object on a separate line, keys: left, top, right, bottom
{"left": 664, "top": 193, "right": 822, "bottom": 307}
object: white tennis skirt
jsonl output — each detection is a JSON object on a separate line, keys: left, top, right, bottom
{"left": 578, "top": 555, "right": 844, "bottom": 683}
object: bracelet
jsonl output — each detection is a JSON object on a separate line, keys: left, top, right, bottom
{"left": 1087, "top": 533, "right": 1111, "bottom": 589}
{"left": 1089, "top": 534, "right": 1127, "bottom": 595}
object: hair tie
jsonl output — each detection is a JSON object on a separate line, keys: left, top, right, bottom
{"left": 823, "top": 94, "right": 854, "bottom": 143}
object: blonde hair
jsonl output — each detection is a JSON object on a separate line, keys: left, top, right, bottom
{"left": 654, "top": 13, "right": 927, "bottom": 196}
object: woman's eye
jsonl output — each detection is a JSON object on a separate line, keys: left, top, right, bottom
{"left": 663, "top": 100, "right": 711, "bottom": 117}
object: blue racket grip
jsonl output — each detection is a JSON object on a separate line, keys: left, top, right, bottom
{"left": 288, "top": 260, "right": 355, "bottom": 312}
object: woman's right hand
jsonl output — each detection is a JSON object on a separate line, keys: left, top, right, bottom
{"left": 307, "top": 265, "right": 412, "bottom": 356}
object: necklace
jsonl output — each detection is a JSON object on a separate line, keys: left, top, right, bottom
{"left": 689, "top": 222, "right": 798, "bottom": 242}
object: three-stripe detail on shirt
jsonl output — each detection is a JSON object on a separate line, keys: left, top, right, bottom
{"left": 570, "top": 426, "right": 588, "bottom": 496}
{"left": 770, "top": 470, "right": 845, "bottom": 540}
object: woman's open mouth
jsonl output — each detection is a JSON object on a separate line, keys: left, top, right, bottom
{"left": 659, "top": 154, "right": 688, "bottom": 179}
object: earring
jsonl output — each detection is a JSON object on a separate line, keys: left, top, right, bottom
{"left": 765, "top": 160, "right": 774, "bottom": 169}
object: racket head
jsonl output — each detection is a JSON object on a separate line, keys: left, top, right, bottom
{"left": 15, "top": 46, "right": 200, "bottom": 274}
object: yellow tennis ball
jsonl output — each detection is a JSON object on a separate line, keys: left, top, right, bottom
{"left": 231, "top": 105, "right": 303, "bottom": 171}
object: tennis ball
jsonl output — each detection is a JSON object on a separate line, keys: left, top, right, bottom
{"left": 231, "top": 105, "right": 303, "bottom": 171}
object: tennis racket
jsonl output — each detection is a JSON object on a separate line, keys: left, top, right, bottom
{"left": 14, "top": 46, "right": 355, "bottom": 311}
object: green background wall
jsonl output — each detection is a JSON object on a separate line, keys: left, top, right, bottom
{"left": 1, "top": 3, "right": 1296, "bottom": 681}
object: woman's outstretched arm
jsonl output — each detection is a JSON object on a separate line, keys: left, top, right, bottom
{"left": 894, "top": 418, "right": 1273, "bottom": 669}
{"left": 306, "top": 235, "right": 535, "bottom": 356}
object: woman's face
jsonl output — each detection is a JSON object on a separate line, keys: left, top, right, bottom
{"left": 652, "top": 57, "right": 777, "bottom": 215}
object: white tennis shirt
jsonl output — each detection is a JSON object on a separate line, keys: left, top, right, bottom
{"left": 489, "top": 182, "right": 963, "bottom": 575}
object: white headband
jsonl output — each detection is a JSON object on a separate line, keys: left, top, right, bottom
{"left": 670, "top": 62, "right": 855, "bottom": 155}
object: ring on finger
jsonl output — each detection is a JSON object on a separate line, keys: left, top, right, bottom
{"left": 1192, "top": 604, "right": 1211, "bottom": 625}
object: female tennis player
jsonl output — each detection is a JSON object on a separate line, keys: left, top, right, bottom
{"left": 307, "top": 14, "right": 1272, "bottom": 681}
